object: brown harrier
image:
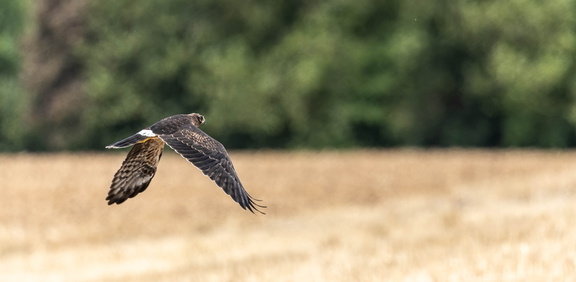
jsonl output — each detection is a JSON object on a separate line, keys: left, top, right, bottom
{"left": 105, "top": 113, "right": 264, "bottom": 214}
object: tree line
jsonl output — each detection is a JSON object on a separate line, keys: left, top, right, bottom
{"left": 2, "top": 0, "right": 576, "bottom": 151}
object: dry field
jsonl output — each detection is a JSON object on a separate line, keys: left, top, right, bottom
{"left": 1, "top": 149, "right": 576, "bottom": 281}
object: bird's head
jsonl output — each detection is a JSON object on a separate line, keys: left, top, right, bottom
{"left": 189, "top": 113, "right": 206, "bottom": 127}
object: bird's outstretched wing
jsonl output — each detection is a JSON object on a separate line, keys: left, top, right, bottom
{"left": 156, "top": 124, "right": 265, "bottom": 214}
{"left": 107, "top": 137, "right": 164, "bottom": 204}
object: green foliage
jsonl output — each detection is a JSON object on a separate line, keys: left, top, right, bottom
{"left": 79, "top": 0, "right": 403, "bottom": 149}
{"left": 0, "top": 0, "right": 27, "bottom": 151}
{"left": 5, "top": 0, "right": 576, "bottom": 150}
{"left": 74, "top": 0, "right": 576, "bottom": 149}
{"left": 459, "top": 0, "right": 576, "bottom": 147}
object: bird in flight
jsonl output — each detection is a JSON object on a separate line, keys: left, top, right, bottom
{"left": 105, "top": 113, "right": 265, "bottom": 214}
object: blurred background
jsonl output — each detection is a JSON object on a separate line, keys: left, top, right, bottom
{"left": 2, "top": 0, "right": 576, "bottom": 152}
{"left": 3, "top": 1, "right": 576, "bottom": 281}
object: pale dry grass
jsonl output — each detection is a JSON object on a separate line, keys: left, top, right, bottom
{"left": 1, "top": 150, "right": 576, "bottom": 281}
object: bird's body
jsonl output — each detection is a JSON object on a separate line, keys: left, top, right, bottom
{"left": 106, "top": 113, "right": 264, "bottom": 214}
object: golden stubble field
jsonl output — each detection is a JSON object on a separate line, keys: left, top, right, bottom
{"left": 1, "top": 149, "right": 576, "bottom": 281}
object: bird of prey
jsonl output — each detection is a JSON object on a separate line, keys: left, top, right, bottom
{"left": 105, "top": 113, "right": 264, "bottom": 214}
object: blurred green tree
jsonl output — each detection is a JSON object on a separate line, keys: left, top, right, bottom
{"left": 80, "top": 0, "right": 403, "bottom": 149}
{"left": 0, "top": 0, "right": 27, "bottom": 151}
{"left": 375, "top": 0, "right": 576, "bottom": 147}
{"left": 9, "top": 0, "right": 576, "bottom": 150}
{"left": 21, "top": 0, "right": 90, "bottom": 151}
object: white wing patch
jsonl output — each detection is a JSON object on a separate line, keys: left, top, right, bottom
{"left": 138, "top": 129, "right": 156, "bottom": 137}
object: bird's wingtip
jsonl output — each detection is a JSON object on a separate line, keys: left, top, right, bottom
{"left": 246, "top": 198, "right": 266, "bottom": 215}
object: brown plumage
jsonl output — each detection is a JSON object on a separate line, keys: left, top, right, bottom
{"left": 106, "top": 113, "right": 265, "bottom": 214}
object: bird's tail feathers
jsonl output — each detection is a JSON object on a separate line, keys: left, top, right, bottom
{"left": 106, "top": 132, "right": 153, "bottom": 149}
